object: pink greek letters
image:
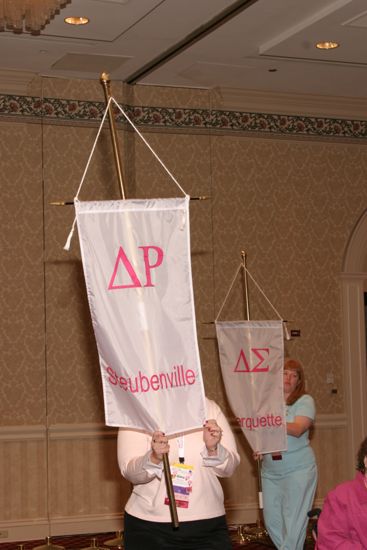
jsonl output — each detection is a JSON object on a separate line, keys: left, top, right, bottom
{"left": 234, "top": 348, "right": 270, "bottom": 373}
{"left": 108, "top": 245, "right": 164, "bottom": 290}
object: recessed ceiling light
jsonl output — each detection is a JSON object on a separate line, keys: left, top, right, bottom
{"left": 315, "top": 41, "right": 339, "bottom": 50}
{"left": 64, "top": 16, "right": 89, "bottom": 25}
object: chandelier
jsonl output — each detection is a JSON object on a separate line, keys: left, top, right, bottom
{"left": 0, "top": 0, "right": 69, "bottom": 33}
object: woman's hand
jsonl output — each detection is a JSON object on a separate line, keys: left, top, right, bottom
{"left": 253, "top": 452, "right": 263, "bottom": 461}
{"left": 150, "top": 431, "right": 169, "bottom": 464}
{"left": 203, "top": 419, "right": 222, "bottom": 455}
{"left": 286, "top": 415, "right": 313, "bottom": 438}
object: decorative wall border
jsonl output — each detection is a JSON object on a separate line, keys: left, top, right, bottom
{"left": 1, "top": 94, "right": 367, "bottom": 139}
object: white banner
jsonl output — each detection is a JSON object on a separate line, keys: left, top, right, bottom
{"left": 75, "top": 196, "right": 206, "bottom": 435}
{"left": 215, "top": 320, "right": 286, "bottom": 454}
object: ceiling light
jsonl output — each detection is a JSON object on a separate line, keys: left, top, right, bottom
{"left": 315, "top": 41, "right": 339, "bottom": 50}
{"left": 64, "top": 16, "right": 89, "bottom": 25}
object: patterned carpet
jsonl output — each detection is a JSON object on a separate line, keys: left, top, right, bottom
{"left": 229, "top": 523, "right": 316, "bottom": 549}
{"left": 0, "top": 526, "right": 316, "bottom": 550}
{"left": 0, "top": 533, "right": 123, "bottom": 550}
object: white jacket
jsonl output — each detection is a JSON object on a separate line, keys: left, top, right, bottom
{"left": 117, "top": 398, "right": 240, "bottom": 522}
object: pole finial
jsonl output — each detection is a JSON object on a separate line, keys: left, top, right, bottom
{"left": 100, "top": 72, "right": 110, "bottom": 83}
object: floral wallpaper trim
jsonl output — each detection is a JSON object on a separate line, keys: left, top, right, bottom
{"left": 1, "top": 94, "right": 367, "bottom": 139}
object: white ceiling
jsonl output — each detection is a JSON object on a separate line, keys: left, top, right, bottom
{"left": 1, "top": 0, "right": 367, "bottom": 98}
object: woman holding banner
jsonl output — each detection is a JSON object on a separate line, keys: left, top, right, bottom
{"left": 260, "top": 358, "right": 317, "bottom": 550}
{"left": 117, "top": 398, "right": 240, "bottom": 550}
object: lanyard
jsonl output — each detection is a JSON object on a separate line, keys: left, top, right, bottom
{"left": 177, "top": 435, "right": 185, "bottom": 463}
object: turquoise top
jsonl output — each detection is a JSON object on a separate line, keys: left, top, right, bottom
{"left": 262, "top": 394, "right": 316, "bottom": 474}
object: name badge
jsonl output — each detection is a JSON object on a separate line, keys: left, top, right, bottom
{"left": 164, "top": 463, "right": 194, "bottom": 509}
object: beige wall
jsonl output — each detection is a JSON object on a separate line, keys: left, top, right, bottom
{"left": 0, "top": 76, "right": 366, "bottom": 540}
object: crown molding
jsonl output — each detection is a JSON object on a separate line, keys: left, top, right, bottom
{"left": 0, "top": 68, "right": 41, "bottom": 95}
{"left": 212, "top": 87, "right": 367, "bottom": 121}
{"left": 0, "top": 69, "right": 366, "bottom": 122}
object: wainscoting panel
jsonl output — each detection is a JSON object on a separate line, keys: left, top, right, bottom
{"left": 311, "top": 414, "right": 348, "bottom": 499}
{"left": 0, "top": 426, "right": 48, "bottom": 541}
{"left": 48, "top": 424, "right": 128, "bottom": 522}
{"left": 0, "top": 416, "right": 348, "bottom": 541}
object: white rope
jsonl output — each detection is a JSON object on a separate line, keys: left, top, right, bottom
{"left": 64, "top": 96, "right": 189, "bottom": 251}
{"left": 215, "top": 263, "right": 242, "bottom": 321}
{"left": 215, "top": 262, "right": 285, "bottom": 322}
{"left": 243, "top": 266, "right": 283, "bottom": 320}
{"left": 75, "top": 97, "right": 113, "bottom": 201}
{"left": 63, "top": 217, "right": 77, "bottom": 251}
{"left": 111, "top": 97, "right": 187, "bottom": 197}
{"left": 63, "top": 98, "right": 113, "bottom": 250}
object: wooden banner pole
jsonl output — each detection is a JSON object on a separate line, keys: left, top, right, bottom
{"left": 100, "top": 72, "right": 126, "bottom": 200}
{"left": 241, "top": 250, "right": 250, "bottom": 321}
{"left": 163, "top": 454, "right": 179, "bottom": 528}
{"left": 241, "top": 250, "right": 265, "bottom": 526}
{"left": 99, "top": 71, "right": 179, "bottom": 529}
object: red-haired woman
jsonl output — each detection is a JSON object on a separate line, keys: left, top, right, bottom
{"left": 261, "top": 358, "right": 318, "bottom": 550}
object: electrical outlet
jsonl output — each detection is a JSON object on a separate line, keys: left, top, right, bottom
{"left": 0, "top": 531, "right": 8, "bottom": 539}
